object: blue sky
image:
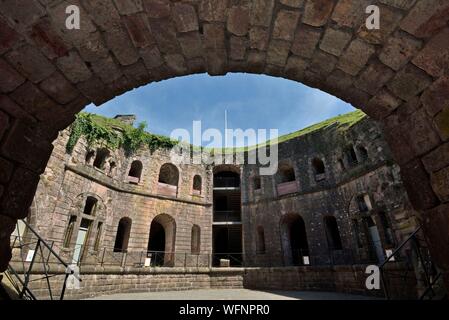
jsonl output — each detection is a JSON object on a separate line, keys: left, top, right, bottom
{"left": 84, "top": 73, "right": 355, "bottom": 147}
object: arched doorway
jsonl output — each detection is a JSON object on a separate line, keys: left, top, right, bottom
{"left": 281, "top": 214, "right": 309, "bottom": 266}
{"left": 113, "top": 217, "right": 132, "bottom": 253}
{"left": 147, "top": 214, "right": 176, "bottom": 267}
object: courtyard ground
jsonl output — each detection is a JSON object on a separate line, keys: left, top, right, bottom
{"left": 86, "top": 289, "right": 380, "bottom": 300}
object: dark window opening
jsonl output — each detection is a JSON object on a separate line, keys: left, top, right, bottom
{"left": 345, "top": 146, "right": 358, "bottom": 166}
{"left": 128, "top": 160, "right": 143, "bottom": 183}
{"left": 312, "top": 158, "right": 325, "bottom": 175}
{"left": 214, "top": 171, "right": 240, "bottom": 188}
{"left": 63, "top": 216, "right": 77, "bottom": 248}
{"left": 83, "top": 196, "right": 98, "bottom": 215}
{"left": 108, "top": 161, "right": 116, "bottom": 176}
{"left": 290, "top": 216, "right": 309, "bottom": 264}
{"left": 147, "top": 221, "right": 166, "bottom": 266}
{"left": 379, "top": 212, "right": 394, "bottom": 246}
{"left": 357, "top": 195, "right": 370, "bottom": 212}
{"left": 278, "top": 165, "right": 295, "bottom": 183}
{"left": 256, "top": 226, "right": 266, "bottom": 254}
{"left": 324, "top": 216, "right": 343, "bottom": 250}
{"left": 158, "top": 163, "right": 179, "bottom": 186}
{"left": 193, "top": 175, "right": 202, "bottom": 193}
{"left": 93, "top": 148, "right": 110, "bottom": 170}
{"left": 114, "top": 217, "right": 132, "bottom": 253}
{"left": 85, "top": 150, "right": 95, "bottom": 164}
{"left": 352, "top": 219, "right": 363, "bottom": 248}
{"left": 357, "top": 146, "right": 369, "bottom": 162}
{"left": 191, "top": 225, "right": 201, "bottom": 254}
{"left": 254, "top": 176, "right": 261, "bottom": 190}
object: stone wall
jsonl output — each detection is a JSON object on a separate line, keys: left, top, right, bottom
{"left": 241, "top": 117, "right": 418, "bottom": 267}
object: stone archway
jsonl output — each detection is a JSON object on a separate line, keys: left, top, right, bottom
{"left": 0, "top": 1, "right": 448, "bottom": 287}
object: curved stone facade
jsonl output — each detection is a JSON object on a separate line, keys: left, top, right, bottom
{"left": 19, "top": 113, "right": 417, "bottom": 274}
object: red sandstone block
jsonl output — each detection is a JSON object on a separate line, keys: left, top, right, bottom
{"left": 379, "top": 32, "right": 422, "bottom": 71}
{"left": 0, "top": 58, "right": 25, "bottom": 93}
{"left": 355, "top": 61, "right": 394, "bottom": 96}
{"left": 172, "top": 3, "right": 199, "bottom": 33}
{"left": 0, "top": 16, "right": 21, "bottom": 55}
{"left": 250, "top": 0, "right": 275, "bottom": 27}
{"left": 431, "top": 166, "right": 449, "bottom": 202}
{"left": 302, "top": 0, "right": 334, "bottom": 27}
{"left": 413, "top": 28, "right": 449, "bottom": 78}
{"left": 0, "top": 166, "right": 41, "bottom": 219}
{"left": 5, "top": 45, "right": 55, "bottom": 84}
{"left": 400, "top": 0, "right": 449, "bottom": 38}
{"left": 28, "top": 18, "right": 70, "bottom": 60}
{"left": 387, "top": 63, "right": 432, "bottom": 101}
{"left": 144, "top": 0, "right": 171, "bottom": 19}
{"left": 331, "top": 0, "right": 371, "bottom": 28}
{"left": 400, "top": 159, "right": 439, "bottom": 210}
{"left": 227, "top": 6, "right": 250, "bottom": 36}
{"left": 422, "top": 142, "right": 449, "bottom": 173}
{"left": 422, "top": 203, "right": 449, "bottom": 270}
{"left": 39, "top": 71, "right": 79, "bottom": 105}
{"left": 0, "top": 111, "right": 9, "bottom": 143}
{"left": 113, "top": 0, "right": 143, "bottom": 15}
{"left": 337, "top": 38, "right": 375, "bottom": 76}
{"left": 421, "top": 76, "right": 449, "bottom": 117}
{"left": 272, "top": 9, "right": 300, "bottom": 41}
{"left": 122, "top": 13, "right": 154, "bottom": 49}
{"left": 434, "top": 107, "right": 449, "bottom": 141}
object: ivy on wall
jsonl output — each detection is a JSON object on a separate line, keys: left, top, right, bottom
{"left": 66, "top": 113, "right": 178, "bottom": 155}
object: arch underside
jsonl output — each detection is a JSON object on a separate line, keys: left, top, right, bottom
{"left": 0, "top": 0, "right": 448, "bottom": 286}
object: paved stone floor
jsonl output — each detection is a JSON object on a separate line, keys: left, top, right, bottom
{"left": 87, "top": 289, "right": 379, "bottom": 300}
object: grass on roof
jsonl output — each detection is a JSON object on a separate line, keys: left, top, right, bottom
{"left": 80, "top": 109, "right": 366, "bottom": 154}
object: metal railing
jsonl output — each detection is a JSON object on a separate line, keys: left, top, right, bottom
{"left": 379, "top": 226, "right": 447, "bottom": 300}
{"left": 8, "top": 220, "right": 81, "bottom": 300}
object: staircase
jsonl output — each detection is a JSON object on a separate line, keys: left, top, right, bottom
{"left": 379, "top": 226, "right": 447, "bottom": 300}
{"left": 5, "top": 220, "right": 80, "bottom": 300}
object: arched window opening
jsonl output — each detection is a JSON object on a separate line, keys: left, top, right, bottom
{"left": 281, "top": 214, "right": 309, "bottom": 265}
{"left": 93, "top": 148, "right": 110, "bottom": 170}
{"left": 193, "top": 175, "right": 202, "bottom": 195}
{"left": 345, "top": 145, "right": 358, "bottom": 166}
{"left": 83, "top": 196, "right": 98, "bottom": 215}
{"left": 253, "top": 176, "right": 261, "bottom": 190}
{"left": 379, "top": 212, "right": 394, "bottom": 246}
{"left": 94, "top": 222, "right": 103, "bottom": 251}
{"left": 214, "top": 171, "right": 240, "bottom": 188}
{"left": 312, "top": 158, "right": 326, "bottom": 181}
{"left": 357, "top": 146, "right": 369, "bottom": 162}
{"left": 191, "top": 225, "right": 201, "bottom": 254}
{"left": 114, "top": 217, "right": 132, "bottom": 253}
{"left": 158, "top": 163, "right": 179, "bottom": 197}
{"left": 324, "top": 216, "right": 343, "bottom": 250}
{"left": 279, "top": 165, "right": 295, "bottom": 183}
{"left": 256, "top": 226, "right": 266, "bottom": 254}
{"left": 147, "top": 214, "right": 176, "bottom": 267}
{"left": 128, "top": 160, "right": 143, "bottom": 184}
{"left": 63, "top": 216, "right": 77, "bottom": 248}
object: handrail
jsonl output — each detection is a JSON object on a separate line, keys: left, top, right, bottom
{"left": 379, "top": 225, "right": 422, "bottom": 269}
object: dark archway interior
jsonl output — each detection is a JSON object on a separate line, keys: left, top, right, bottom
{"left": 289, "top": 216, "right": 309, "bottom": 265}
{"left": 148, "top": 221, "right": 166, "bottom": 266}
{"left": 324, "top": 216, "right": 343, "bottom": 251}
{"left": 114, "top": 217, "right": 131, "bottom": 253}
{"left": 128, "top": 160, "right": 143, "bottom": 180}
{"left": 158, "top": 163, "right": 179, "bottom": 186}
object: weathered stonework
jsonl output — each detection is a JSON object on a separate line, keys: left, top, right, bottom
{"left": 0, "top": 0, "right": 448, "bottom": 293}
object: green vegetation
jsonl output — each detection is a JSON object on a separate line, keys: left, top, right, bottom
{"left": 220, "top": 109, "right": 367, "bottom": 153}
{"left": 66, "top": 112, "right": 178, "bottom": 154}
{"left": 66, "top": 110, "right": 366, "bottom": 155}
